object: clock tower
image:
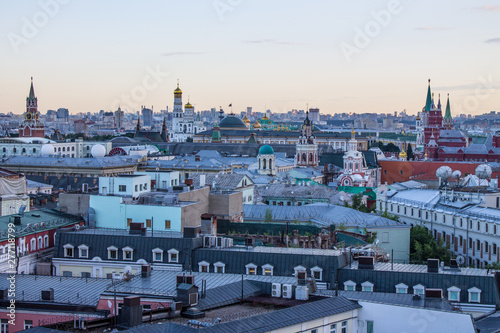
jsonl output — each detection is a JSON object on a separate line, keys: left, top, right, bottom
{"left": 19, "top": 77, "right": 45, "bottom": 138}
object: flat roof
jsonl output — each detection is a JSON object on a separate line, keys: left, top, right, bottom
{"left": 201, "top": 245, "right": 342, "bottom": 257}
{"left": 345, "top": 261, "right": 494, "bottom": 277}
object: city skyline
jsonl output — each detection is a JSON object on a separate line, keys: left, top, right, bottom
{"left": 1, "top": 0, "right": 499, "bottom": 116}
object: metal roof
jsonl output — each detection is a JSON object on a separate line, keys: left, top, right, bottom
{"left": 0, "top": 273, "right": 111, "bottom": 306}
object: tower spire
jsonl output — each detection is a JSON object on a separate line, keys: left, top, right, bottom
{"left": 29, "top": 77, "right": 36, "bottom": 100}
{"left": 437, "top": 93, "right": 441, "bottom": 110}
{"left": 424, "top": 79, "right": 432, "bottom": 111}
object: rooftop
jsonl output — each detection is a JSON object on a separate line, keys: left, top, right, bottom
{"left": 200, "top": 245, "right": 342, "bottom": 257}
{"left": 0, "top": 274, "right": 111, "bottom": 306}
{"left": 345, "top": 261, "right": 494, "bottom": 277}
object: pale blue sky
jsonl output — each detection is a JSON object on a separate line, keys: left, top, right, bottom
{"left": 1, "top": 0, "right": 499, "bottom": 115}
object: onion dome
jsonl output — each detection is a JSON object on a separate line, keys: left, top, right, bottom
{"left": 242, "top": 114, "right": 251, "bottom": 126}
{"left": 253, "top": 121, "right": 261, "bottom": 129}
{"left": 399, "top": 150, "right": 408, "bottom": 159}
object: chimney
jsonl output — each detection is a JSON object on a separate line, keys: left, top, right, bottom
{"left": 118, "top": 296, "right": 142, "bottom": 328}
{"left": 141, "top": 265, "right": 151, "bottom": 278}
{"left": 427, "top": 259, "right": 439, "bottom": 273}
{"left": 13, "top": 216, "right": 21, "bottom": 225}
{"left": 185, "top": 179, "right": 193, "bottom": 186}
{"left": 358, "top": 256, "right": 375, "bottom": 270}
{"left": 41, "top": 288, "right": 54, "bottom": 301}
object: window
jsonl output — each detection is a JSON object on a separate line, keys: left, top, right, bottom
{"left": 311, "top": 329, "right": 318, "bottom": 333}
{"left": 367, "top": 320, "right": 374, "bottom": 333}
{"left": 168, "top": 249, "right": 179, "bottom": 263}
{"left": 165, "top": 220, "right": 171, "bottom": 229}
{"left": 396, "top": 283, "right": 408, "bottom": 294}
{"left": 119, "top": 185, "right": 126, "bottom": 192}
{"left": 127, "top": 218, "right": 132, "bottom": 226}
{"left": 152, "top": 248, "right": 163, "bottom": 262}
{"left": 30, "top": 238, "right": 36, "bottom": 251}
{"left": 142, "top": 304, "right": 152, "bottom": 311}
{"left": 214, "top": 262, "right": 225, "bottom": 273}
{"left": 198, "top": 261, "right": 209, "bottom": 273}
{"left": 246, "top": 263, "right": 257, "bottom": 275}
{"left": 362, "top": 281, "right": 374, "bottom": 292}
{"left": 469, "top": 238, "right": 473, "bottom": 249}
{"left": 311, "top": 266, "right": 323, "bottom": 281}
{"left": 135, "top": 185, "right": 138, "bottom": 191}
{"left": 262, "top": 264, "right": 274, "bottom": 276}
{"left": 330, "top": 323, "right": 336, "bottom": 333}
{"left": 107, "top": 246, "right": 118, "bottom": 260}
{"left": 81, "top": 272, "right": 91, "bottom": 278}
{"left": 1, "top": 318, "right": 9, "bottom": 333}
{"left": 494, "top": 244, "right": 497, "bottom": 255}
{"left": 62, "top": 271, "right": 72, "bottom": 277}
{"left": 485, "top": 241, "right": 489, "bottom": 253}
{"left": 63, "top": 244, "right": 74, "bottom": 257}
{"left": 468, "top": 287, "right": 481, "bottom": 303}
{"left": 24, "top": 320, "right": 33, "bottom": 330}
{"left": 344, "top": 280, "right": 356, "bottom": 291}
{"left": 78, "top": 244, "right": 89, "bottom": 258}
{"left": 341, "top": 321, "right": 347, "bottom": 333}
{"left": 146, "top": 219, "right": 152, "bottom": 228}
{"left": 477, "top": 240, "right": 481, "bottom": 251}
{"left": 122, "top": 246, "right": 133, "bottom": 260}
{"left": 459, "top": 235, "right": 463, "bottom": 247}
{"left": 447, "top": 286, "right": 461, "bottom": 302}
{"left": 43, "top": 235, "right": 49, "bottom": 248}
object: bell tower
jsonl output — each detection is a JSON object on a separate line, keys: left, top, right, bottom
{"left": 19, "top": 77, "right": 44, "bottom": 138}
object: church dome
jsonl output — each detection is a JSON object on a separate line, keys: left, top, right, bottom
{"left": 219, "top": 114, "right": 248, "bottom": 129}
{"left": 259, "top": 145, "right": 274, "bottom": 155}
{"left": 185, "top": 102, "right": 193, "bottom": 109}
{"left": 253, "top": 121, "right": 261, "bottom": 129}
{"left": 399, "top": 150, "right": 407, "bottom": 159}
{"left": 242, "top": 114, "right": 250, "bottom": 125}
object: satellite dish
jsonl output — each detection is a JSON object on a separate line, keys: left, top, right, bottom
{"left": 451, "top": 170, "right": 461, "bottom": 180}
{"left": 456, "top": 255, "right": 465, "bottom": 266}
{"left": 475, "top": 164, "right": 492, "bottom": 180}
{"left": 436, "top": 166, "right": 453, "bottom": 180}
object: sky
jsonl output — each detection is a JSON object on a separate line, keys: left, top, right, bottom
{"left": 0, "top": 0, "right": 499, "bottom": 116}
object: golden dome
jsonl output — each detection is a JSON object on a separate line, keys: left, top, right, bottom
{"left": 242, "top": 114, "right": 250, "bottom": 125}
{"left": 174, "top": 81, "right": 182, "bottom": 94}
{"left": 399, "top": 150, "right": 407, "bottom": 158}
{"left": 416, "top": 115, "right": 421, "bottom": 121}
{"left": 185, "top": 102, "right": 193, "bottom": 109}
{"left": 253, "top": 121, "right": 261, "bottom": 128}
{"left": 351, "top": 129, "right": 355, "bottom": 135}
{"left": 261, "top": 115, "right": 269, "bottom": 121}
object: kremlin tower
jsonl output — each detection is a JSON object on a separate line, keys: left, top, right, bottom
{"left": 19, "top": 77, "right": 45, "bottom": 138}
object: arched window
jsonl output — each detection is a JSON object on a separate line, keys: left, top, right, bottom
{"left": 302, "top": 153, "right": 306, "bottom": 162}
{"left": 309, "top": 153, "right": 313, "bottom": 163}
{"left": 262, "top": 159, "right": 267, "bottom": 169}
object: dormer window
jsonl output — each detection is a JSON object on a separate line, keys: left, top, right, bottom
{"left": 214, "top": 262, "right": 225, "bottom": 273}
{"left": 63, "top": 244, "right": 74, "bottom": 257}
{"left": 262, "top": 264, "right": 274, "bottom": 276}
{"left": 396, "top": 283, "right": 408, "bottom": 294}
{"left": 310, "top": 266, "right": 323, "bottom": 281}
{"left": 413, "top": 284, "right": 425, "bottom": 296}
{"left": 152, "top": 248, "right": 163, "bottom": 262}
{"left": 78, "top": 244, "right": 89, "bottom": 258}
{"left": 361, "top": 281, "right": 374, "bottom": 292}
{"left": 198, "top": 261, "right": 209, "bottom": 273}
{"left": 447, "top": 286, "right": 461, "bottom": 302}
{"left": 468, "top": 287, "right": 481, "bottom": 303}
{"left": 122, "top": 246, "right": 134, "bottom": 261}
{"left": 168, "top": 249, "right": 179, "bottom": 263}
{"left": 107, "top": 246, "right": 118, "bottom": 260}
{"left": 344, "top": 280, "right": 356, "bottom": 291}
{"left": 246, "top": 263, "right": 257, "bottom": 275}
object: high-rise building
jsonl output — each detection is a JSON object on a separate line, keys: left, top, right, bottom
{"left": 141, "top": 107, "right": 153, "bottom": 127}
{"left": 309, "top": 108, "right": 320, "bottom": 122}
{"left": 114, "top": 107, "right": 124, "bottom": 129}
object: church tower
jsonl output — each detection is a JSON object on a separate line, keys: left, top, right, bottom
{"left": 443, "top": 94, "right": 453, "bottom": 130}
{"left": 19, "top": 77, "right": 45, "bottom": 138}
{"left": 422, "top": 80, "right": 443, "bottom": 145}
{"left": 172, "top": 80, "right": 183, "bottom": 136}
{"left": 295, "top": 110, "right": 318, "bottom": 167}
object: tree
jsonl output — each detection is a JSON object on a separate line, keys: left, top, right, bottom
{"left": 410, "top": 225, "right": 452, "bottom": 264}
{"left": 264, "top": 208, "right": 273, "bottom": 223}
{"left": 406, "top": 144, "right": 414, "bottom": 161}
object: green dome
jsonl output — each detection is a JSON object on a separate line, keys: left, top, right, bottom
{"left": 219, "top": 114, "right": 248, "bottom": 129}
{"left": 259, "top": 145, "right": 274, "bottom": 155}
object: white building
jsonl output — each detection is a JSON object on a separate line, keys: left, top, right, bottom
{"left": 0, "top": 137, "right": 112, "bottom": 158}
{"left": 98, "top": 174, "right": 151, "bottom": 197}
{"left": 377, "top": 183, "right": 500, "bottom": 267}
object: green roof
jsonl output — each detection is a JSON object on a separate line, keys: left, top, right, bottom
{"left": 444, "top": 94, "right": 452, "bottom": 119}
{"left": 424, "top": 80, "right": 432, "bottom": 112}
{"left": 258, "top": 145, "right": 274, "bottom": 155}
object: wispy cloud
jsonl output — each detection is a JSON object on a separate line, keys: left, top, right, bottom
{"left": 415, "top": 26, "right": 451, "bottom": 31}
{"left": 485, "top": 38, "right": 500, "bottom": 43}
{"left": 473, "top": 5, "right": 500, "bottom": 11}
{"left": 243, "top": 39, "right": 302, "bottom": 45}
{"left": 161, "top": 51, "right": 204, "bottom": 57}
